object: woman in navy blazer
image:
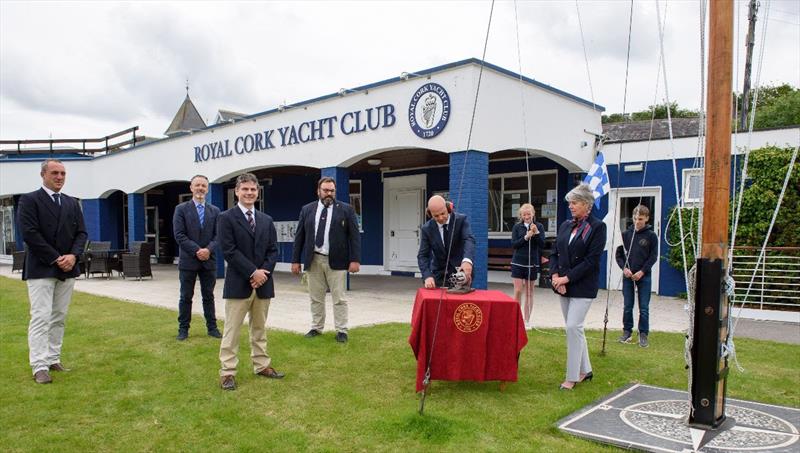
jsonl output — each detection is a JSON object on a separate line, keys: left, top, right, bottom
{"left": 510, "top": 203, "right": 545, "bottom": 326}
{"left": 549, "top": 183, "right": 607, "bottom": 391}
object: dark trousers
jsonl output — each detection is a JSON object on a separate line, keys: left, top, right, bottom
{"left": 178, "top": 268, "right": 218, "bottom": 332}
{"left": 622, "top": 274, "right": 652, "bottom": 335}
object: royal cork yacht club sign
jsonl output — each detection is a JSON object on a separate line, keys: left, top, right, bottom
{"left": 192, "top": 83, "right": 452, "bottom": 163}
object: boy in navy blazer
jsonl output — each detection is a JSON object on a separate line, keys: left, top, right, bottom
{"left": 173, "top": 175, "right": 221, "bottom": 340}
{"left": 291, "top": 177, "right": 361, "bottom": 343}
{"left": 217, "top": 173, "right": 284, "bottom": 390}
{"left": 17, "top": 159, "right": 87, "bottom": 384}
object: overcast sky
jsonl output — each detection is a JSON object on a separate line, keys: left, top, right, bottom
{"left": 1, "top": 0, "right": 798, "bottom": 141}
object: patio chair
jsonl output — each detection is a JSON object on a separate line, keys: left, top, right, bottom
{"left": 86, "top": 241, "right": 113, "bottom": 278}
{"left": 122, "top": 241, "right": 154, "bottom": 281}
{"left": 12, "top": 245, "right": 25, "bottom": 273}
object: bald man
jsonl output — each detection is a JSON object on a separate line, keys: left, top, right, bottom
{"left": 417, "top": 195, "right": 475, "bottom": 288}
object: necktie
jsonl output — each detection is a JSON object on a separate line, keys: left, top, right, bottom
{"left": 315, "top": 206, "right": 328, "bottom": 248}
{"left": 442, "top": 222, "right": 450, "bottom": 247}
{"left": 246, "top": 210, "right": 255, "bottom": 233}
{"left": 52, "top": 193, "right": 61, "bottom": 206}
{"left": 197, "top": 203, "right": 205, "bottom": 227}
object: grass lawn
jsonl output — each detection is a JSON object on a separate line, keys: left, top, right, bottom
{"left": 1, "top": 276, "right": 798, "bottom": 452}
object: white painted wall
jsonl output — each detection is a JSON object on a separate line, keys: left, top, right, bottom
{"left": 0, "top": 62, "right": 601, "bottom": 199}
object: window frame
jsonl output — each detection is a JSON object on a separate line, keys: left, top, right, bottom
{"left": 682, "top": 168, "right": 704, "bottom": 205}
{"left": 488, "top": 169, "right": 558, "bottom": 239}
{"left": 349, "top": 179, "right": 363, "bottom": 233}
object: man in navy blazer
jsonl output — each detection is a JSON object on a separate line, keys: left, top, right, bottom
{"left": 291, "top": 177, "right": 361, "bottom": 343}
{"left": 173, "top": 175, "right": 221, "bottom": 340}
{"left": 417, "top": 195, "right": 475, "bottom": 288}
{"left": 17, "top": 159, "right": 87, "bottom": 384}
{"left": 216, "top": 173, "right": 284, "bottom": 390}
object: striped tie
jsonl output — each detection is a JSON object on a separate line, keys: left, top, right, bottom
{"left": 52, "top": 193, "right": 61, "bottom": 206}
{"left": 197, "top": 203, "right": 205, "bottom": 227}
{"left": 246, "top": 210, "right": 255, "bottom": 233}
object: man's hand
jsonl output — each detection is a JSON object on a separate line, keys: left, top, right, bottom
{"left": 424, "top": 277, "right": 436, "bottom": 289}
{"left": 56, "top": 254, "right": 76, "bottom": 272}
{"left": 291, "top": 263, "right": 301, "bottom": 275}
{"left": 196, "top": 248, "right": 211, "bottom": 261}
{"left": 632, "top": 271, "right": 644, "bottom": 281}
{"left": 348, "top": 262, "right": 360, "bottom": 273}
{"left": 623, "top": 268, "right": 633, "bottom": 279}
{"left": 251, "top": 269, "right": 269, "bottom": 288}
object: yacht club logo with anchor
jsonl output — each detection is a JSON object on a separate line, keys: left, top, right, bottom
{"left": 408, "top": 83, "right": 450, "bottom": 139}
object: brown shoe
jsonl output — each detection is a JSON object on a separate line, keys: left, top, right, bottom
{"left": 220, "top": 375, "right": 236, "bottom": 391}
{"left": 49, "top": 363, "right": 70, "bottom": 372}
{"left": 256, "top": 366, "right": 285, "bottom": 379}
{"left": 33, "top": 370, "right": 52, "bottom": 384}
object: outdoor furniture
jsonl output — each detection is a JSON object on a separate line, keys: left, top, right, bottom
{"left": 12, "top": 245, "right": 25, "bottom": 273}
{"left": 122, "top": 241, "right": 154, "bottom": 281}
{"left": 86, "top": 241, "right": 113, "bottom": 278}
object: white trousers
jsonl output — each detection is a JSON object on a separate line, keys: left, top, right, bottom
{"left": 27, "top": 278, "right": 75, "bottom": 374}
{"left": 559, "top": 296, "right": 593, "bottom": 382}
{"left": 307, "top": 254, "right": 348, "bottom": 333}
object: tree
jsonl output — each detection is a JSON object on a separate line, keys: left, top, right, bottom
{"left": 666, "top": 146, "right": 799, "bottom": 273}
{"left": 735, "top": 83, "right": 800, "bottom": 129}
{"left": 602, "top": 102, "right": 699, "bottom": 124}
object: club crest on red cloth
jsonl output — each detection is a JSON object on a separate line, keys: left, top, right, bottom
{"left": 453, "top": 303, "right": 483, "bottom": 333}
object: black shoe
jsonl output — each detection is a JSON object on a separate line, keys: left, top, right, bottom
{"left": 207, "top": 329, "right": 222, "bottom": 339}
{"left": 304, "top": 329, "right": 322, "bottom": 338}
{"left": 336, "top": 332, "right": 348, "bottom": 343}
{"left": 580, "top": 372, "right": 594, "bottom": 382}
{"left": 176, "top": 330, "right": 188, "bottom": 341}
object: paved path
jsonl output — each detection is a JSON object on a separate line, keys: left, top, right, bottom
{"left": 1, "top": 264, "right": 797, "bottom": 344}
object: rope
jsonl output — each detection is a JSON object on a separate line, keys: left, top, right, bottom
{"left": 512, "top": 0, "right": 536, "bottom": 329}
{"left": 728, "top": 144, "right": 798, "bottom": 372}
{"left": 655, "top": 0, "right": 691, "bottom": 302}
{"left": 596, "top": 0, "right": 636, "bottom": 354}
{"left": 420, "top": 0, "right": 496, "bottom": 414}
{"left": 730, "top": 0, "right": 771, "bottom": 268}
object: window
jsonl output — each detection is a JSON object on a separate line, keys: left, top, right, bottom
{"left": 682, "top": 168, "right": 704, "bottom": 205}
{"left": 349, "top": 180, "right": 363, "bottom": 232}
{"left": 489, "top": 171, "right": 558, "bottom": 236}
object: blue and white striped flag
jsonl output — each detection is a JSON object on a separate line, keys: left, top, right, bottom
{"left": 583, "top": 151, "right": 611, "bottom": 208}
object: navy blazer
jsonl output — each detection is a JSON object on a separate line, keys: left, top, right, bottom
{"left": 218, "top": 207, "right": 279, "bottom": 299}
{"left": 291, "top": 200, "right": 361, "bottom": 271}
{"left": 549, "top": 216, "right": 607, "bottom": 299}
{"left": 173, "top": 200, "right": 220, "bottom": 271}
{"left": 417, "top": 213, "right": 476, "bottom": 282}
{"left": 511, "top": 221, "right": 546, "bottom": 268}
{"left": 17, "top": 188, "right": 87, "bottom": 281}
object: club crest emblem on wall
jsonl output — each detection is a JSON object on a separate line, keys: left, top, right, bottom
{"left": 453, "top": 303, "right": 483, "bottom": 333}
{"left": 408, "top": 83, "right": 451, "bottom": 139}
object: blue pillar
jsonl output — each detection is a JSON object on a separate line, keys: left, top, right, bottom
{"left": 321, "top": 167, "right": 350, "bottom": 203}
{"left": 449, "top": 150, "right": 489, "bottom": 290}
{"left": 207, "top": 183, "right": 225, "bottom": 278}
{"left": 127, "top": 193, "right": 145, "bottom": 247}
{"left": 82, "top": 198, "right": 116, "bottom": 245}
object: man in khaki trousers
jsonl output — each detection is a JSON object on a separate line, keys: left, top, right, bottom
{"left": 291, "top": 177, "right": 361, "bottom": 343}
{"left": 216, "top": 173, "right": 284, "bottom": 391}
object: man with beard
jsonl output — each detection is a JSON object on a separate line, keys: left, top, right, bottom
{"left": 291, "top": 177, "right": 361, "bottom": 343}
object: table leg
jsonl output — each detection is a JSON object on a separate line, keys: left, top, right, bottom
{"left": 499, "top": 381, "right": 508, "bottom": 392}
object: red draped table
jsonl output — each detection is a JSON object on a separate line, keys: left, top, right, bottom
{"left": 408, "top": 288, "right": 528, "bottom": 392}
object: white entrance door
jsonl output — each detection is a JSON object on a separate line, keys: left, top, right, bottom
{"left": 388, "top": 188, "right": 423, "bottom": 270}
{"left": 607, "top": 187, "right": 661, "bottom": 293}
